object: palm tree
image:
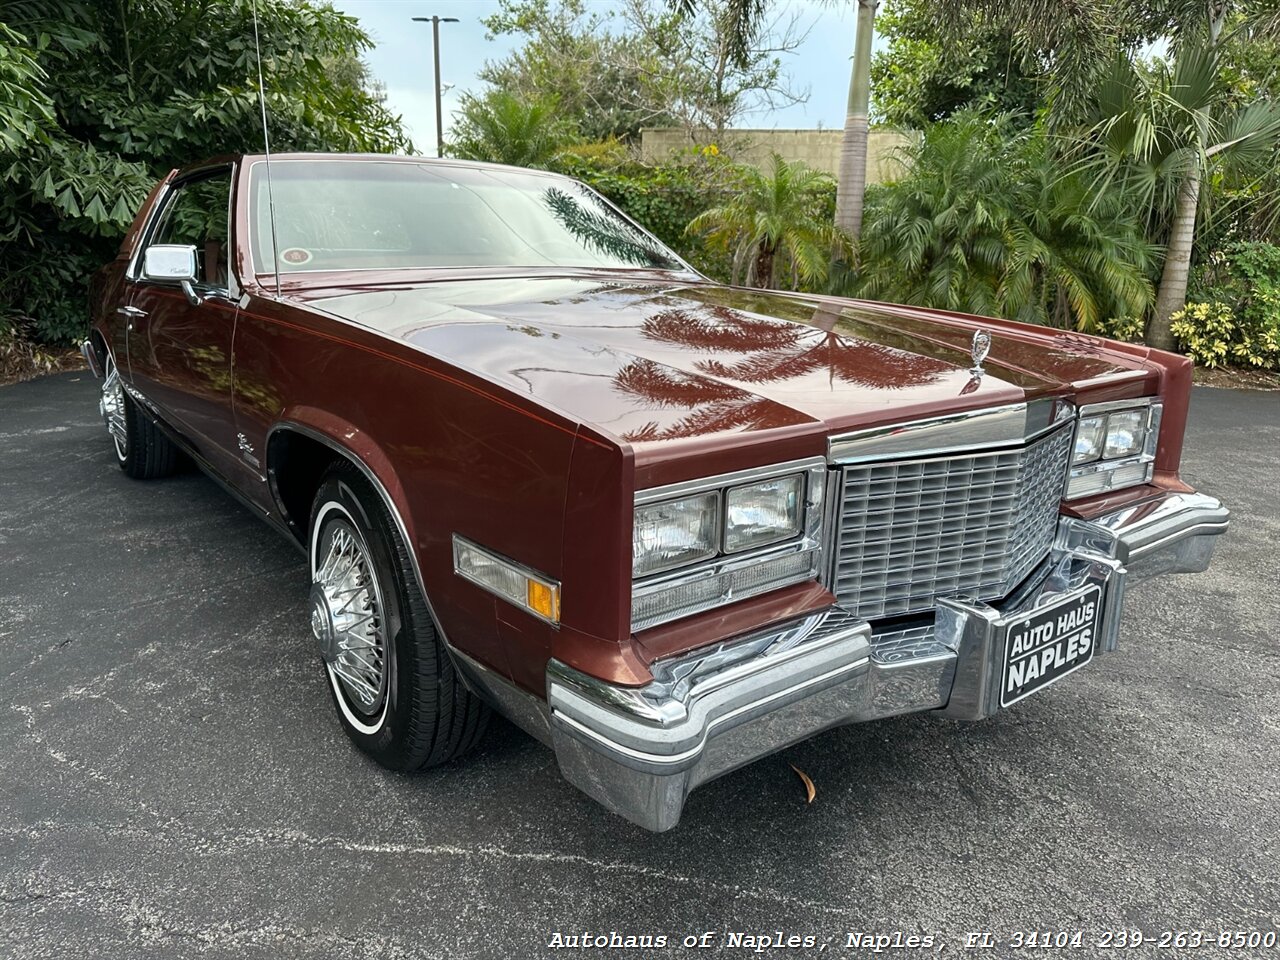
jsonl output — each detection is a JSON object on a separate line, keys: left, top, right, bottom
{"left": 835, "top": 0, "right": 878, "bottom": 242}
{"left": 854, "top": 111, "right": 1156, "bottom": 331}
{"left": 667, "top": 0, "right": 769, "bottom": 70}
{"left": 687, "top": 153, "right": 851, "bottom": 289}
{"left": 1080, "top": 44, "right": 1280, "bottom": 348}
{"left": 448, "top": 90, "right": 577, "bottom": 169}
{"left": 669, "top": 0, "right": 878, "bottom": 242}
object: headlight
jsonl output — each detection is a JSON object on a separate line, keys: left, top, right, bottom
{"left": 1067, "top": 400, "right": 1161, "bottom": 499}
{"left": 631, "top": 459, "right": 827, "bottom": 631}
{"left": 724, "top": 474, "right": 803, "bottom": 553}
{"left": 1103, "top": 409, "right": 1145, "bottom": 458}
{"left": 632, "top": 492, "right": 719, "bottom": 577}
{"left": 1072, "top": 416, "right": 1105, "bottom": 464}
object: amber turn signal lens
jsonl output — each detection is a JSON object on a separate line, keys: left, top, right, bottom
{"left": 527, "top": 580, "right": 560, "bottom": 622}
{"left": 453, "top": 535, "right": 561, "bottom": 624}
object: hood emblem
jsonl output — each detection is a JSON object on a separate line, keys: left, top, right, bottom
{"left": 970, "top": 329, "right": 992, "bottom": 376}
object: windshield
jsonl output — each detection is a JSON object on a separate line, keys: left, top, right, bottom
{"left": 249, "top": 159, "right": 686, "bottom": 274}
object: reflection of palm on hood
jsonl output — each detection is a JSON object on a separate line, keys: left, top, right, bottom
{"left": 306, "top": 274, "right": 1159, "bottom": 445}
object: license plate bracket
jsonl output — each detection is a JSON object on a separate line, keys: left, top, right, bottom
{"left": 998, "top": 585, "right": 1103, "bottom": 708}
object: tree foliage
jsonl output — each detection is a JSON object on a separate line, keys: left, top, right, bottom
{"left": 448, "top": 90, "right": 578, "bottom": 168}
{"left": 475, "top": 0, "right": 808, "bottom": 142}
{"left": 0, "top": 0, "right": 408, "bottom": 343}
{"left": 479, "top": 0, "right": 673, "bottom": 142}
{"left": 559, "top": 149, "right": 741, "bottom": 279}
{"left": 870, "top": 0, "right": 1042, "bottom": 128}
{"left": 1076, "top": 41, "right": 1280, "bottom": 346}
{"left": 928, "top": 0, "right": 1280, "bottom": 121}
{"left": 1176, "top": 241, "right": 1280, "bottom": 368}
{"left": 853, "top": 112, "right": 1156, "bottom": 331}
{"left": 688, "top": 153, "right": 848, "bottom": 290}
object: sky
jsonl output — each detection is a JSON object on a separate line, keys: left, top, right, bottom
{"left": 328, "top": 0, "right": 868, "bottom": 155}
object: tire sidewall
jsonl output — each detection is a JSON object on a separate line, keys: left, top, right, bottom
{"left": 309, "top": 472, "right": 412, "bottom": 759}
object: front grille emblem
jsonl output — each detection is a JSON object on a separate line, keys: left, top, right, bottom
{"left": 970, "top": 329, "right": 992, "bottom": 376}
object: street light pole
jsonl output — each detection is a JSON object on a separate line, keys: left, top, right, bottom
{"left": 412, "top": 15, "right": 459, "bottom": 158}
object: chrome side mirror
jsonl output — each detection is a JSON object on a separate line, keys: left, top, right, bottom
{"left": 142, "top": 244, "right": 202, "bottom": 305}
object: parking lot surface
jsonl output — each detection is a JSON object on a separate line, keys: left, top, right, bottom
{"left": 1, "top": 373, "right": 1277, "bottom": 959}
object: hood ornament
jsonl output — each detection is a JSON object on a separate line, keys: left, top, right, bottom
{"left": 970, "top": 329, "right": 992, "bottom": 377}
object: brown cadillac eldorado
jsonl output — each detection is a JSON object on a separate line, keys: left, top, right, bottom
{"left": 85, "top": 153, "right": 1230, "bottom": 831}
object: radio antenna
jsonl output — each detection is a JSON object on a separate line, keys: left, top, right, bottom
{"left": 250, "top": 0, "right": 282, "bottom": 299}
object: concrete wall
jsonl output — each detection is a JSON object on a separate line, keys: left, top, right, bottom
{"left": 639, "top": 127, "right": 910, "bottom": 182}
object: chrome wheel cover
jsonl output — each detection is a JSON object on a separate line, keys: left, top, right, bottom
{"left": 99, "top": 356, "right": 127, "bottom": 460}
{"left": 311, "top": 514, "right": 388, "bottom": 723}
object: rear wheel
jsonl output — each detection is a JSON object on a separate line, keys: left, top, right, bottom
{"left": 100, "top": 353, "right": 179, "bottom": 479}
{"left": 307, "top": 463, "right": 489, "bottom": 769}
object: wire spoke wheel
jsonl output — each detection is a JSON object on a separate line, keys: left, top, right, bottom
{"left": 310, "top": 515, "right": 389, "bottom": 724}
{"left": 307, "top": 464, "right": 489, "bottom": 768}
{"left": 99, "top": 355, "right": 128, "bottom": 460}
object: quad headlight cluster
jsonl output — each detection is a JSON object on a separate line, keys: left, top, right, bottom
{"left": 632, "top": 475, "right": 805, "bottom": 577}
{"left": 631, "top": 461, "right": 825, "bottom": 631}
{"left": 1068, "top": 399, "right": 1162, "bottom": 499}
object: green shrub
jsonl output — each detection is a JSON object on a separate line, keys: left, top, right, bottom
{"left": 553, "top": 150, "right": 743, "bottom": 281}
{"left": 1098, "top": 316, "right": 1147, "bottom": 343}
{"left": 852, "top": 111, "right": 1156, "bottom": 331}
{"left": 1180, "top": 241, "right": 1280, "bottom": 368}
{"left": 1170, "top": 300, "right": 1280, "bottom": 369}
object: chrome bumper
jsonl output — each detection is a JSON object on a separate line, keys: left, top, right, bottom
{"left": 547, "top": 491, "right": 1229, "bottom": 831}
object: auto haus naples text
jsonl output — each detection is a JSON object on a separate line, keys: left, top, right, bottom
{"left": 1003, "top": 592, "right": 1098, "bottom": 702}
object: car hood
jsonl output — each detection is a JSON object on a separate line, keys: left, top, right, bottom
{"left": 303, "top": 274, "right": 1158, "bottom": 447}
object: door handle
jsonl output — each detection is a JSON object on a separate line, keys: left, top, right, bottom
{"left": 117, "top": 304, "right": 146, "bottom": 331}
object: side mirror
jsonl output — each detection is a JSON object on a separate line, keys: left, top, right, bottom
{"left": 142, "top": 244, "right": 202, "bottom": 305}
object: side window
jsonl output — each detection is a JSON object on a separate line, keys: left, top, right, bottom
{"left": 145, "top": 171, "right": 233, "bottom": 290}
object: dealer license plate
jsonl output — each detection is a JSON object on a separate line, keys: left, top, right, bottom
{"left": 999, "top": 585, "right": 1103, "bottom": 708}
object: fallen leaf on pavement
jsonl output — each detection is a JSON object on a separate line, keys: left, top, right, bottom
{"left": 790, "top": 764, "right": 816, "bottom": 804}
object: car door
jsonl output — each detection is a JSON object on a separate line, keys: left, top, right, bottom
{"left": 126, "top": 166, "right": 241, "bottom": 475}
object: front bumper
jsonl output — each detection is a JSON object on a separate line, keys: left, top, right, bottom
{"left": 547, "top": 491, "right": 1228, "bottom": 831}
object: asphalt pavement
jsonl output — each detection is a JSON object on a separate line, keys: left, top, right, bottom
{"left": 1, "top": 373, "right": 1277, "bottom": 959}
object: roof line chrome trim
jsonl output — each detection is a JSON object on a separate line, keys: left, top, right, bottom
{"left": 827, "top": 397, "right": 1077, "bottom": 465}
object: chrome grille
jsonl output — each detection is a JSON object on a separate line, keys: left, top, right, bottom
{"left": 834, "top": 424, "right": 1072, "bottom": 620}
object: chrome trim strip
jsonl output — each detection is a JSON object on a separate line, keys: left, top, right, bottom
{"left": 633, "top": 456, "right": 827, "bottom": 505}
{"left": 827, "top": 397, "right": 1075, "bottom": 465}
{"left": 125, "top": 183, "right": 174, "bottom": 282}
{"left": 1076, "top": 397, "right": 1158, "bottom": 414}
